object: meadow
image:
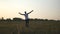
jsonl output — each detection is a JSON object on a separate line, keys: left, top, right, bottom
{"left": 0, "top": 18, "right": 60, "bottom": 34}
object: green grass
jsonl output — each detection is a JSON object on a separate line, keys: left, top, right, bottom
{"left": 0, "top": 20, "right": 60, "bottom": 34}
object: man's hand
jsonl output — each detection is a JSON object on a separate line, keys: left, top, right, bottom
{"left": 19, "top": 12, "right": 24, "bottom": 15}
{"left": 31, "top": 10, "right": 33, "bottom": 12}
{"left": 28, "top": 10, "right": 33, "bottom": 14}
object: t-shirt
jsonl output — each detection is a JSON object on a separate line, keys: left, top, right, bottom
{"left": 24, "top": 13, "right": 29, "bottom": 20}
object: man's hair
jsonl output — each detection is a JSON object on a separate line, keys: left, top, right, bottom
{"left": 25, "top": 11, "right": 26, "bottom": 13}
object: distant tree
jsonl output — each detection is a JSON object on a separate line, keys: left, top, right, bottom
{"left": 0, "top": 17, "right": 5, "bottom": 21}
{"left": 39, "top": 19, "right": 44, "bottom": 21}
{"left": 13, "top": 18, "right": 23, "bottom": 21}
{"left": 44, "top": 19, "right": 48, "bottom": 21}
{"left": 34, "top": 18, "right": 38, "bottom": 21}
{"left": 6, "top": 18, "right": 12, "bottom": 21}
{"left": 56, "top": 20, "right": 60, "bottom": 22}
{"left": 49, "top": 20, "right": 55, "bottom": 21}
{"left": 29, "top": 18, "right": 34, "bottom": 21}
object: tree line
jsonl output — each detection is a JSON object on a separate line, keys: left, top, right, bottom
{"left": 0, "top": 17, "right": 60, "bottom": 22}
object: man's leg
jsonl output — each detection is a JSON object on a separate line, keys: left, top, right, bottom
{"left": 25, "top": 19, "right": 29, "bottom": 27}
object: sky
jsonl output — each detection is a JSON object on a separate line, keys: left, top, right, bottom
{"left": 0, "top": 0, "right": 60, "bottom": 20}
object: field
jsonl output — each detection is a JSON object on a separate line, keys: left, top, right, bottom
{"left": 0, "top": 19, "right": 60, "bottom": 34}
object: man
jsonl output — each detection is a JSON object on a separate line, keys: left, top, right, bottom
{"left": 19, "top": 10, "right": 33, "bottom": 27}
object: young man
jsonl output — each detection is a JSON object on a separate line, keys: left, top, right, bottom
{"left": 19, "top": 10, "right": 33, "bottom": 27}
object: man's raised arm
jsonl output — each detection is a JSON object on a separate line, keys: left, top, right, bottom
{"left": 28, "top": 10, "right": 33, "bottom": 14}
{"left": 19, "top": 12, "right": 24, "bottom": 15}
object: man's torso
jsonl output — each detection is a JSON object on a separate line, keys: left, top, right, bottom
{"left": 24, "top": 13, "right": 29, "bottom": 20}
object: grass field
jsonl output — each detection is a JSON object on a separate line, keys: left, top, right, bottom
{"left": 0, "top": 20, "right": 60, "bottom": 34}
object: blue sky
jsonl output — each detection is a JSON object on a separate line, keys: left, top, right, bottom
{"left": 0, "top": 0, "right": 60, "bottom": 20}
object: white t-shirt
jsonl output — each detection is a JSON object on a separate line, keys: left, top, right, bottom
{"left": 24, "top": 13, "right": 29, "bottom": 20}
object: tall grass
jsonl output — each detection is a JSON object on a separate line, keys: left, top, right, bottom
{"left": 0, "top": 20, "right": 60, "bottom": 34}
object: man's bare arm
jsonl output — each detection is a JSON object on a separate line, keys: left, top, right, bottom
{"left": 28, "top": 10, "right": 33, "bottom": 14}
{"left": 19, "top": 12, "right": 24, "bottom": 15}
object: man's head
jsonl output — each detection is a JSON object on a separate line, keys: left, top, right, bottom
{"left": 25, "top": 11, "right": 27, "bottom": 14}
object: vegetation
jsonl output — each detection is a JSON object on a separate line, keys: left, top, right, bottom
{"left": 0, "top": 17, "right": 60, "bottom": 34}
